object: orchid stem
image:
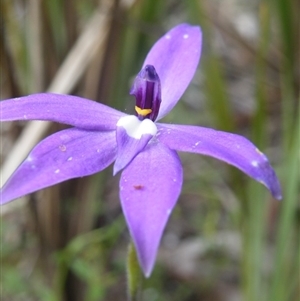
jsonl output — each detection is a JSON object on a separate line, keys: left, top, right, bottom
{"left": 126, "top": 241, "right": 143, "bottom": 301}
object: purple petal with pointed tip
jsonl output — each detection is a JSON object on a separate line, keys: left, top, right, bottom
{"left": 143, "top": 24, "right": 202, "bottom": 120}
{"left": 0, "top": 93, "right": 125, "bottom": 130}
{"left": 119, "top": 142, "right": 183, "bottom": 277}
{"left": 157, "top": 124, "right": 282, "bottom": 200}
{"left": 0, "top": 128, "right": 117, "bottom": 204}
{"left": 113, "top": 126, "right": 153, "bottom": 175}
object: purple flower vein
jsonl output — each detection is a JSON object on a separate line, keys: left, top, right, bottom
{"left": 0, "top": 23, "right": 282, "bottom": 277}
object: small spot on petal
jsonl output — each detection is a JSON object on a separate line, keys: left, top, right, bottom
{"left": 31, "top": 164, "right": 36, "bottom": 169}
{"left": 133, "top": 184, "right": 144, "bottom": 190}
{"left": 255, "top": 148, "right": 264, "bottom": 156}
{"left": 252, "top": 160, "right": 259, "bottom": 167}
{"left": 67, "top": 157, "right": 73, "bottom": 161}
{"left": 183, "top": 34, "right": 189, "bottom": 39}
{"left": 173, "top": 178, "right": 177, "bottom": 182}
{"left": 60, "top": 134, "right": 71, "bottom": 142}
{"left": 97, "top": 149, "right": 100, "bottom": 153}
{"left": 59, "top": 145, "right": 67, "bottom": 152}
{"left": 23, "top": 115, "right": 27, "bottom": 119}
{"left": 259, "top": 180, "right": 266, "bottom": 186}
{"left": 166, "top": 209, "right": 171, "bottom": 215}
{"left": 55, "top": 169, "right": 60, "bottom": 174}
{"left": 255, "top": 148, "right": 268, "bottom": 161}
{"left": 195, "top": 141, "right": 201, "bottom": 146}
{"left": 165, "top": 34, "right": 171, "bottom": 39}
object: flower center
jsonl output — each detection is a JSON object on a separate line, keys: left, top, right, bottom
{"left": 116, "top": 115, "right": 157, "bottom": 139}
{"left": 130, "top": 65, "right": 161, "bottom": 121}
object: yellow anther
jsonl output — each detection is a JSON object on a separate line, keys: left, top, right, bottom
{"left": 135, "top": 106, "right": 152, "bottom": 116}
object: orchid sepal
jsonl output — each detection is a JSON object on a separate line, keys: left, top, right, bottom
{"left": 157, "top": 123, "right": 282, "bottom": 200}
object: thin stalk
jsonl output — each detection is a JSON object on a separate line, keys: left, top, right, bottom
{"left": 127, "top": 241, "right": 143, "bottom": 301}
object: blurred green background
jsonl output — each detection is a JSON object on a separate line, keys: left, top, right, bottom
{"left": 1, "top": 0, "right": 299, "bottom": 300}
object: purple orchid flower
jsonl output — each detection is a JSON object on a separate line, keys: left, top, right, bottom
{"left": 0, "top": 24, "right": 281, "bottom": 277}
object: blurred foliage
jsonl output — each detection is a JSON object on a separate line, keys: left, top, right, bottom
{"left": 1, "top": 0, "right": 299, "bottom": 300}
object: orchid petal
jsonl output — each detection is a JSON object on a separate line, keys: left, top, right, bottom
{"left": 0, "top": 128, "right": 117, "bottom": 204}
{"left": 0, "top": 93, "right": 125, "bottom": 130}
{"left": 157, "top": 124, "right": 282, "bottom": 200}
{"left": 114, "top": 115, "right": 157, "bottom": 175}
{"left": 119, "top": 142, "right": 183, "bottom": 277}
{"left": 143, "top": 24, "right": 202, "bottom": 120}
{"left": 114, "top": 130, "right": 152, "bottom": 175}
